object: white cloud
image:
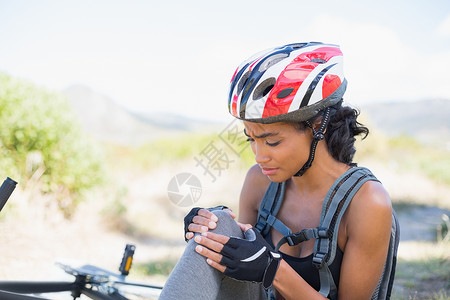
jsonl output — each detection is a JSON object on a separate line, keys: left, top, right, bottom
{"left": 436, "top": 13, "right": 450, "bottom": 38}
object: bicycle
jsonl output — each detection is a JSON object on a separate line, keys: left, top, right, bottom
{"left": 0, "top": 178, "right": 164, "bottom": 300}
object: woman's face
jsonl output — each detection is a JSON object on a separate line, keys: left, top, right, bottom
{"left": 244, "top": 121, "right": 312, "bottom": 182}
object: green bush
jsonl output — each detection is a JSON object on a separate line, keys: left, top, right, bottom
{"left": 0, "top": 72, "right": 105, "bottom": 216}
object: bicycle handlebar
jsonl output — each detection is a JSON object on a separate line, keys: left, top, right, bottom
{"left": 0, "top": 177, "right": 17, "bottom": 213}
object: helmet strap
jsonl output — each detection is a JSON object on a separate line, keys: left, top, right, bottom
{"left": 294, "top": 107, "right": 331, "bottom": 177}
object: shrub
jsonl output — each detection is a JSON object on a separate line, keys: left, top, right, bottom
{"left": 0, "top": 72, "right": 105, "bottom": 216}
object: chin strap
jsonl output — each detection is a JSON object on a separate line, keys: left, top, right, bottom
{"left": 294, "top": 107, "right": 331, "bottom": 177}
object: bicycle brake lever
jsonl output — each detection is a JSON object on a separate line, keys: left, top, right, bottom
{"left": 119, "top": 244, "right": 136, "bottom": 276}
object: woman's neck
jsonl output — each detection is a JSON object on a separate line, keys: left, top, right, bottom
{"left": 290, "top": 141, "right": 351, "bottom": 198}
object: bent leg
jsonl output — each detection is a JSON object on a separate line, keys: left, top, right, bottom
{"left": 159, "top": 210, "right": 265, "bottom": 300}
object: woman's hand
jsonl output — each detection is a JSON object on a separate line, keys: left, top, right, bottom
{"left": 193, "top": 222, "right": 252, "bottom": 267}
{"left": 184, "top": 207, "right": 236, "bottom": 241}
{"left": 193, "top": 221, "right": 253, "bottom": 272}
{"left": 193, "top": 230, "right": 229, "bottom": 272}
{"left": 194, "top": 224, "right": 281, "bottom": 289}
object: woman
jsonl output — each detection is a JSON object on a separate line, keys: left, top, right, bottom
{"left": 160, "top": 42, "right": 393, "bottom": 300}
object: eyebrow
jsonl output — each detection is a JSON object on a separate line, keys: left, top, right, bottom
{"left": 243, "top": 128, "right": 280, "bottom": 139}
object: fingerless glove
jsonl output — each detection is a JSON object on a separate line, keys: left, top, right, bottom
{"left": 220, "top": 228, "right": 281, "bottom": 289}
{"left": 183, "top": 206, "right": 228, "bottom": 241}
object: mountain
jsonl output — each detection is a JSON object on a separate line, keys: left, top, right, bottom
{"left": 361, "top": 98, "right": 450, "bottom": 147}
{"left": 63, "top": 85, "right": 222, "bottom": 145}
{"left": 63, "top": 85, "right": 450, "bottom": 148}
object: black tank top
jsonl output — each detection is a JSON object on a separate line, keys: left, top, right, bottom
{"left": 265, "top": 230, "right": 343, "bottom": 291}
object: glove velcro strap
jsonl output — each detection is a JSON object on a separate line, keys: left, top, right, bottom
{"left": 262, "top": 252, "right": 282, "bottom": 289}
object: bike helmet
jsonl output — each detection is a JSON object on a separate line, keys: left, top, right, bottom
{"left": 228, "top": 42, "right": 346, "bottom": 124}
{"left": 228, "top": 42, "right": 347, "bottom": 176}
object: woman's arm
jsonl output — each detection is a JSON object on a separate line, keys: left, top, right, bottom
{"left": 337, "top": 181, "right": 392, "bottom": 299}
{"left": 273, "top": 260, "right": 328, "bottom": 300}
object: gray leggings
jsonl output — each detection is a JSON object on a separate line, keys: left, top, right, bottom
{"left": 159, "top": 210, "right": 265, "bottom": 300}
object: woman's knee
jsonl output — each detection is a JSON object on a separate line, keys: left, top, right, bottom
{"left": 209, "top": 209, "right": 243, "bottom": 237}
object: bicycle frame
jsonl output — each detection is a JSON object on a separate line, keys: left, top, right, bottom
{"left": 0, "top": 281, "right": 129, "bottom": 300}
{"left": 0, "top": 268, "right": 163, "bottom": 300}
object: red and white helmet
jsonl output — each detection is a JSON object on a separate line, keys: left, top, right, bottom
{"left": 228, "top": 42, "right": 346, "bottom": 123}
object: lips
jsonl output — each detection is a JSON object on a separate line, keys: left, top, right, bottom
{"left": 260, "top": 166, "right": 278, "bottom": 176}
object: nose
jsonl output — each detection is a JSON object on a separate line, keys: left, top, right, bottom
{"left": 252, "top": 142, "right": 270, "bottom": 164}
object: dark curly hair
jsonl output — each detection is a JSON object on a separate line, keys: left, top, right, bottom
{"left": 296, "top": 101, "right": 369, "bottom": 165}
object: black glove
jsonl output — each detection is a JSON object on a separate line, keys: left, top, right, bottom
{"left": 183, "top": 206, "right": 228, "bottom": 242}
{"left": 220, "top": 228, "right": 281, "bottom": 289}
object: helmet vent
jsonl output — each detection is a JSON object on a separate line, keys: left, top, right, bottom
{"left": 277, "top": 87, "right": 294, "bottom": 99}
{"left": 311, "top": 58, "right": 327, "bottom": 64}
{"left": 289, "top": 43, "right": 308, "bottom": 49}
{"left": 237, "top": 71, "right": 251, "bottom": 95}
{"left": 258, "top": 53, "right": 289, "bottom": 72}
{"left": 253, "top": 77, "right": 276, "bottom": 101}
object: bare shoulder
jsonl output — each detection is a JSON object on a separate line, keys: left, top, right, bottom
{"left": 346, "top": 180, "right": 392, "bottom": 236}
{"left": 241, "top": 163, "right": 271, "bottom": 199}
{"left": 238, "top": 164, "right": 271, "bottom": 224}
{"left": 353, "top": 180, "right": 392, "bottom": 212}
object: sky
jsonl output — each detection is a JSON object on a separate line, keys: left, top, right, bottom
{"left": 1, "top": 0, "right": 450, "bottom": 122}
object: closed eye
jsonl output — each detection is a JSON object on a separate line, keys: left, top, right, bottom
{"left": 244, "top": 129, "right": 253, "bottom": 142}
{"left": 266, "top": 141, "right": 280, "bottom": 147}
{"left": 244, "top": 129, "right": 280, "bottom": 146}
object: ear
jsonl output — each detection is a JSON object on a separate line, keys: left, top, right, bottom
{"left": 311, "top": 115, "right": 328, "bottom": 135}
{"left": 311, "top": 115, "right": 323, "bottom": 131}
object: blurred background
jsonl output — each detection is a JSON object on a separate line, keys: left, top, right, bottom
{"left": 0, "top": 0, "right": 449, "bottom": 299}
